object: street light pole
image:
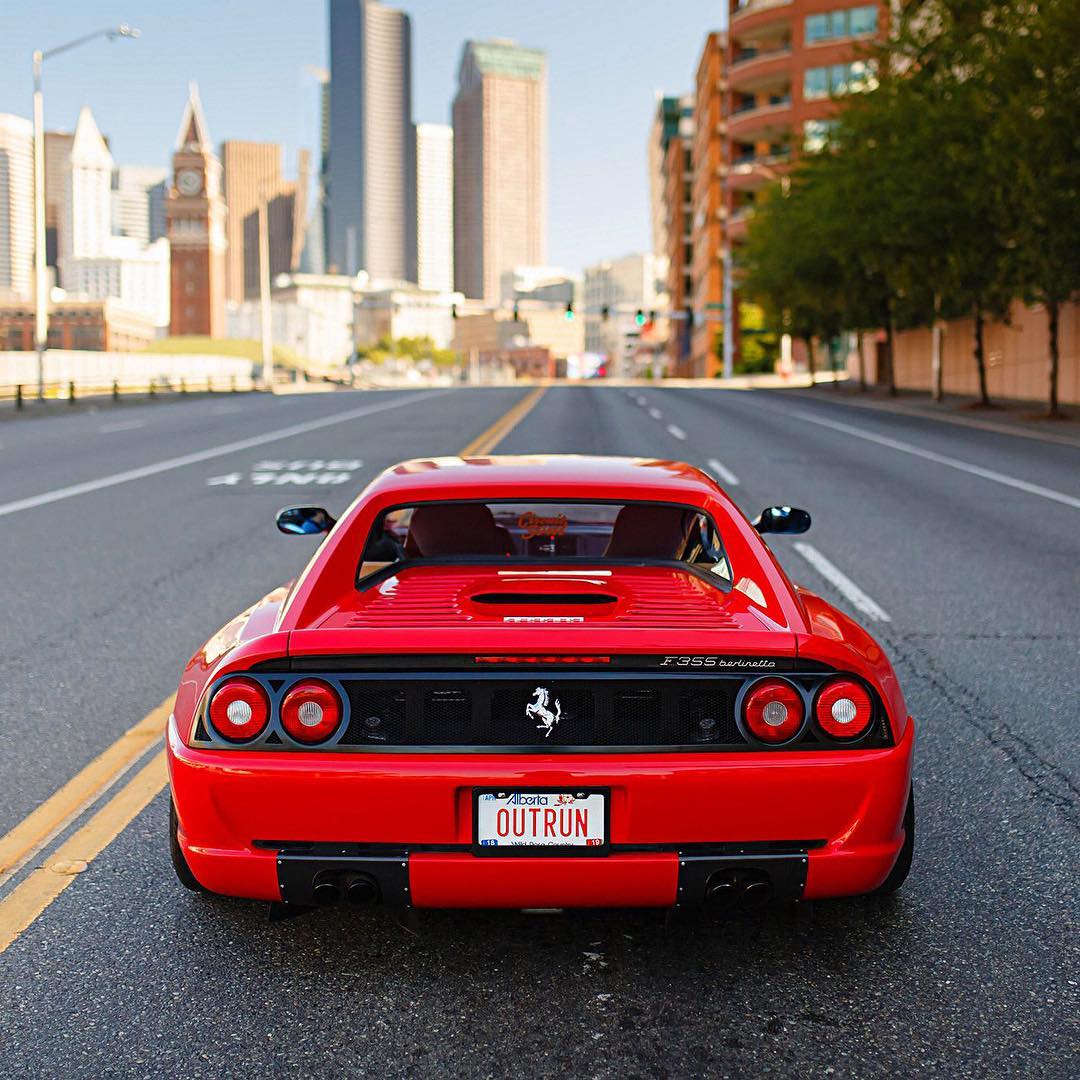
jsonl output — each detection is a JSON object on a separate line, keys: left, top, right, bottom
{"left": 32, "top": 52, "right": 46, "bottom": 398}
{"left": 30, "top": 25, "right": 139, "bottom": 399}
{"left": 257, "top": 190, "right": 274, "bottom": 389}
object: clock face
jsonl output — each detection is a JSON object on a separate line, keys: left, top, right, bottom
{"left": 177, "top": 169, "right": 203, "bottom": 196}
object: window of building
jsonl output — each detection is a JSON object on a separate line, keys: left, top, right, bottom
{"left": 805, "top": 6, "right": 878, "bottom": 44}
{"left": 804, "top": 60, "right": 877, "bottom": 100}
{"left": 803, "top": 119, "right": 838, "bottom": 152}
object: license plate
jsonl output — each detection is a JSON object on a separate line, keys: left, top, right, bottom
{"left": 473, "top": 789, "right": 608, "bottom": 855}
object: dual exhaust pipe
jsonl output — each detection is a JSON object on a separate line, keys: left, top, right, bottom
{"left": 704, "top": 868, "right": 774, "bottom": 912}
{"left": 311, "top": 870, "right": 381, "bottom": 907}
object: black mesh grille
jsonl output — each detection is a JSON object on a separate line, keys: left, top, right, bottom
{"left": 339, "top": 678, "right": 744, "bottom": 749}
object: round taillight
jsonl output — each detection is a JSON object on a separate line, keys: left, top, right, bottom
{"left": 208, "top": 677, "right": 270, "bottom": 742}
{"left": 815, "top": 679, "right": 874, "bottom": 739}
{"left": 742, "top": 679, "right": 805, "bottom": 744}
{"left": 281, "top": 679, "right": 343, "bottom": 744}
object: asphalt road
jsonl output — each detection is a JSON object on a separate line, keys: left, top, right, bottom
{"left": 0, "top": 384, "right": 1076, "bottom": 1077}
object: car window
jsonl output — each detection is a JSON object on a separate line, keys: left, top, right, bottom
{"left": 358, "top": 500, "right": 731, "bottom": 583}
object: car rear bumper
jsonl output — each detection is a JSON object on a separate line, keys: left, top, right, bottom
{"left": 167, "top": 716, "right": 913, "bottom": 907}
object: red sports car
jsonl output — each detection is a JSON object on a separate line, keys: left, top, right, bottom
{"left": 168, "top": 456, "right": 914, "bottom": 912}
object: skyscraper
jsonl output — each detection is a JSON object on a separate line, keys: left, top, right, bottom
{"left": 167, "top": 85, "right": 226, "bottom": 336}
{"left": 62, "top": 106, "right": 113, "bottom": 266}
{"left": 221, "top": 140, "right": 282, "bottom": 303}
{"left": 111, "top": 166, "right": 169, "bottom": 245}
{"left": 452, "top": 40, "right": 547, "bottom": 303}
{"left": 326, "top": 0, "right": 416, "bottom": 281}
{"left": 415, "top": 123, "right": 453, "bottom": 293}
{"left": 0, "top": 114, "right": 34, "bottom": 299}
{"left": 43, "top": 130, "right": 74, "bottom": 276}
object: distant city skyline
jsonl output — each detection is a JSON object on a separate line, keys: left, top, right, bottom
{"left": 0, "top": 1, "right": 724, "bottom": 270}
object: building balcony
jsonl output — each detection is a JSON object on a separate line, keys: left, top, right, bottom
{"left": 730, "top": 0, "right": 794, "bottom": 39}
{"left": 726, "top": 153, "right": 792, "bottom": 191}
{"left": 725, "top": 49, "right": 794, "bottom": 94}
{"left": 727, "top": 97, "right": 793, "bottom": 141}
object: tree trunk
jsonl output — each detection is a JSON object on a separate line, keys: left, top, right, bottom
{"left": 973, "top": 306, "right": 990, "bottom": 407}
{"left": 931, "top": 292, "right": 944, "bottom": 403}
{"left": 856, "top": 329, "right": 866, "bottom": 391}
{"left": 803, "top": 336, "right": 816, "bottom": 387}
{"left": 885, "top": 319, "right": 897, "bottom": 396}
{"left": 1047, "top": 297, "right": 1061, "bottom": 419}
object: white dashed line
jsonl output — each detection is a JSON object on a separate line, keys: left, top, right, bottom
{"left": 666, "top": 424, "right": 686, "bottom": 441}
{"left": 793, "top": 542, "right": 891, "bottom": 623}
{"left": 635, "top": 396, "right": 647, "bottom": 406}
{"left": 648, "top": 407, "right": 662, "bottom": 420}
{"left": 790, "top": 408, "right": 1080, "bottom": 511}
{"left": 707, "top": 458, "right": 740, "bottom": 486}
{"left": 0, "top": 390, "right": 449, "bottom": 520}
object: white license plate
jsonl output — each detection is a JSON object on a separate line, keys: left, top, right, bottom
{"left": 475, "top": 790, "right": 607, "bottom": 851}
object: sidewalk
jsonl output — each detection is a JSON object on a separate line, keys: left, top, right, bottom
{"left": 770, "top": 380, "right": 1080, "bottom": 449}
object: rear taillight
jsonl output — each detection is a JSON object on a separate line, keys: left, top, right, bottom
{"left": 208, "top": 677, "right": 270, "bottom": 742}
{"left": 281, "top": 679, "right": 343, "bottom": 744}
{"left": 742, "top": 679, "right": 805, "bottom": 744}
{"left": 814, "top": 679, "right": 873, "bottom": 740}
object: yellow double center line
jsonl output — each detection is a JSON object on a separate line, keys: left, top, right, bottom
{"left": 0, "top": 385, "right": 547, "bottom": 953}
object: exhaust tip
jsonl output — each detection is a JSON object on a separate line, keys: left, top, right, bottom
{"left": 311, "top": 875, "right": 342, "bottom": 906}
{"left": 343, "top": 872, "right": 380, "bottom": 905}
{"left": 704, "top": 871, "right": 740, "bottom": 910}
{"left": 741, "top": 878, "right": 774, "bottom": 910}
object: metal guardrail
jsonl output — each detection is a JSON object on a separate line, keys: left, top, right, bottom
{"left": 1, "top": 374, "right": 260, "bottom": 410}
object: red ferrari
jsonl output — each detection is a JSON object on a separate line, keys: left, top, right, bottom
{"left": 168, "top": 456, "right": 914, "bottom": 912}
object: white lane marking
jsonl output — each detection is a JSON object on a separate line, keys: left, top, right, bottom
{"left": 793, "top": 542, "right": 891, "bottom": 623}
{"left": 648, "top": 407, "right": 663, "bottom": 420}
{"left": 97, "top": 419, "right": 145, "bottom": 434}
{"left": 0, "top": 391, "right": 448, "bottom": 520}
{"left": 635, "top": 396, "right": 647, "bottom": 406}
{"left": 707, "top": 458, "right": 740, "bottom": 486}
{"left": 666, "top": 424, "right": 686, "bottom": 441}
{"left": 790, "top": 408, "right": 1080, "bottom": 511}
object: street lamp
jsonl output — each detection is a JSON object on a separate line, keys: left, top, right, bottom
{"left": 32, "top": 24, "right": 140, "bottom": 398}
{"left": 721, "top": 160, "right": 790, "bottom": 380}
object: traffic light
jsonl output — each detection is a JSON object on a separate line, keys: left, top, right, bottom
{"left": 513, "top": 302, "right": 520, "bottom": 322}
{"left": 451, "top": 303, "right": 458, "bottom": 319}
{"left": 634, "top": 309, "right": 646, "bottom": 327}
{"left": 601, "top": 305, "right": 610, "bottom": 321}
{"left": 564, "top": 302, "right": 574, "bottom": 321}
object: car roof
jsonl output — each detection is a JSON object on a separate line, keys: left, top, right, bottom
{"left": 362, "top": 455, "right": 723, "bottom": 503}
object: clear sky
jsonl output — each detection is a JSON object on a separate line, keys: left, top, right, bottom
{"left": 0, "top": 1, "right": 725, "bottom": 270}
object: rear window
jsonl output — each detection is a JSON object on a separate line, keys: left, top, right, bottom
{"left": 358, "top": 500, "right": 731, "bottom": 584}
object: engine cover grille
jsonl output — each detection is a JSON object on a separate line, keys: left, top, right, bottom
{"left": 341, "top": 677, "right": 741, "bottom": 749}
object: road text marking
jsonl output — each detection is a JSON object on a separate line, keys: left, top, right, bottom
{"left": 707, "top": 458, "right": 740, "bottom": 486}
{"left": 97, "top": 419, "right": 146, "bottom": 434}
{"left": 793, "top": 542, "right": 891, "bottom": 623}
{"left": 791, "top": 409, "right": 1080, "bottom": 511}
{"left": 0, "top": 390, "right": 449, "bottom": 520}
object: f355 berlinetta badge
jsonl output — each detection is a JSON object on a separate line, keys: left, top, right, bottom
{"left": 526, "top": 686, "right": 561, "bottom": 737}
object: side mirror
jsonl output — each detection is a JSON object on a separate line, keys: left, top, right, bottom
{"left": 276, "top": 506, "right": 336, "bottom": 536}
{"left": 752, "top": 505, "right": 811, "bottom": 535}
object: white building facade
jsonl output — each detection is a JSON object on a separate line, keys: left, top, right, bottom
{"left": 583, "top": 253, "right": 665, "bottom": 375}
{"left": 0, "top": 114, "right": 34, "bottom": 299}
{"left": 415, "top": 123, "right": 453, "bottom": 293}
{"left": 56, "top": 108, "right": 171, "bottom": 329}
{"left": 111, "top": 165, "right": 168, "bottom": 245}
{"left": 354, "top": 281, "right": 462, "bottom": 350}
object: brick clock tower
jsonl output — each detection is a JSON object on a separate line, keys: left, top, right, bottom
{"left": 167, "top": 84, "right": 226, "bottom": 337}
